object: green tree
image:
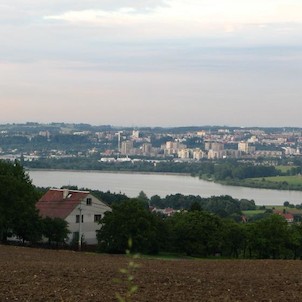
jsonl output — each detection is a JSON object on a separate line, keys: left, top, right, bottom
{"left": 203, "top": 195, "right": 241, "bottom": 218}
{"left": 0, "top": 160, "right": 40, "bottom": 242}
{"left": 42, "top": 217, "right": 70, "bottom": 246}
{"left": 97, "top": 199, "right": 164, "bottom": 254}
{"left": 189, "top": 201, "right": 202, "bottom": 212}
{"left": 169, "top": 211, "right": 223, "bottom": 257}
{"left": 149, "top": 194, "right": 163, "bottom": 208}
{"left": 13, "top": 208, "right": 42, "bottom": 243}
{"left": 221, "top": 219, "right": 245, "bottom": 258}
{"left": 245, "top": 215, "right": 290, "bottom": 259}
{"left": 137, "top": 191, "right": 149, "bottom": 207}
{"left": 239, "top": 199, "right": 256, "bottom": 211}
{"left": 287, "top": 223, "right": 302, "bottom": 259}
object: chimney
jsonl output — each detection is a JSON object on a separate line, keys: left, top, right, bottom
{"left": 63, "top": 189, "right": 69, "bottom": 199}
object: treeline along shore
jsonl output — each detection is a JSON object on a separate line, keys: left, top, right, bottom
{"left": 26, "top": 157, "right": 302, "bottom": 191}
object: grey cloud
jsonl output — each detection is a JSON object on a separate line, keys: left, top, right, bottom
{"left": 1, "top": 18, "right": 301, "bottom": 75}
{"left": 1, "top": 40, "right": 302, "bottom": 127}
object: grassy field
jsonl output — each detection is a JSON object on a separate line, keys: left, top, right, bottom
{"left": 251, "top": 175, "right": 302, "bottom": 185}
{"left": 243, "top": 206, "right": 302, "bottom": 216}
{"left": 265, "top": 206, "right": 302, "bottom": 214}
{"left": 275, "top": 165, "right": 296, "bottom": 173}
{"left": 242, "top": 210, "right": 266, "bottom": 217}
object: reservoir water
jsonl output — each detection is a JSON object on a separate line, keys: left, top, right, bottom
{"left": 28, "top": 170, "right": 302, "bottom": 206}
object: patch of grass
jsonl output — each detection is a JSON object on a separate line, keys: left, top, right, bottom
{"left": 276, "top": 165, "right": 296, "bottom": 173}
{"left": 242, "top": 210, "right": 266, "bottom": 217}
{"left": 265, "top": 205, "right": 284, "bottom": 210}
{"left": 265, "top": 206, "right": 302, "bottom": 214}
{"left": 251, "top": 175, "right": 302, "bottom": 185}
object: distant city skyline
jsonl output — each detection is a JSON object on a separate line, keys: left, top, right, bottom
{"left": 1, "top": 1, "right": 302, "bottom": 127}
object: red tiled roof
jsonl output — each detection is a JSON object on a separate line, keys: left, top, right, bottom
{"left": 274, "top": 211, "right": 294, "bottom": 221}
{"left": 164, "top": 208, "right": 174, "bottom": 213}
{"left": 283, "top": 213, "right": 294, "bottom": 220}
{"left": 36, "top": 189, "right": 89, "bottom": 219}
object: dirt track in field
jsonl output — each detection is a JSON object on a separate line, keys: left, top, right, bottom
{"left": 1, "top": 245, "right": 302, "bottom": 301}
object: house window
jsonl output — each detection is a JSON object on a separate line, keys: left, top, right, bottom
{"left": 94, "top": 214, "right": 102, "bottom": 222}
{"left": 86, "top": 198, "right": 92, "bottom": 206}
{"left": 76, "top": 215, "right": 84, "bottom": 223}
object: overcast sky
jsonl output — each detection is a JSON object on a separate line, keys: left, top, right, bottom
{"left": 1, "top": 0, "right": 302, "bottom": 127}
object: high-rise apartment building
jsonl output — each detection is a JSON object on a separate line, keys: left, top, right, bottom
{"left": 121, "top": 140, "right": 134, "bottom": 155}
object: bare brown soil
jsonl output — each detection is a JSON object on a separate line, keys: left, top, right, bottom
{"left": 1, "top": 245, "right": 302, "bottom": 301}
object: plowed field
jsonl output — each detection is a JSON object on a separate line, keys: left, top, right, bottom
{"left": 1, "top": 245, "right": 302, "bottom": 301}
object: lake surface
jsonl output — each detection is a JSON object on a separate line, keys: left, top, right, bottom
{"left": 28, "top": 170, "right": 302, "bottom": 206}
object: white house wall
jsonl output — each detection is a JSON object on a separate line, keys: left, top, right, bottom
{"left": 66, "top": 194, "right": 111, "bottom": 245}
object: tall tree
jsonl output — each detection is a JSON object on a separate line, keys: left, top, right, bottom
{"left": 97, "top": 199, "right": 163, "bottom": 254}
{"left": 169, "top": 211, "right": 223, "bottom": 257}
{"left": 0, "top": 160, "right": 40, "bottom": 242}
{"left": 137, "top": 191, "right": 149, "bottom": 206}
{"left": 245, "top": 215, "right": 290, "bottom": 259}
{"left": 288, "top": 223, "right": 302, "bottom": 259}
{"left": 221, "top": 219, "right": 245, "bottom": 258}
{"left": 42, "top": 217, "right": 70, "bottom": 246}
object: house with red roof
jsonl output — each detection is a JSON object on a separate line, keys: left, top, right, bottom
{"left": 150, "top": 207, "right": 177, "bottom": 217}
{"left": 36, "top": 188, "right": 111, "bottom": 245}
{"left": 273, "top": 210, "right": 295, "bottom": 224}
{"left": 280, "top": 213, "right": 294, "bottom": 223}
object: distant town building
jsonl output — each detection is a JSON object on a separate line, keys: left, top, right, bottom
{"left": 193, "top": 148, "right": 206, "bottom": 160}
{"left": 196, "top": 130, "right": 206, "bottom": 137}
{"left": 164, "top": 141, "right": 186, "bottom": 156}
{"left": 39, "top": 131, "right": 50, "bottom": 138}
{"left": 282, "top": 147, "right": 300, "bottom": 156}
{"left": 208, "top": 150, "right": 226, "bottom": 159}
{"left": 99, "top": 157, "right": 116, "bottom": 163}
{"left": 225, "top": 149, "right": 242, "bottom": 158}
{"left": 178, "top": 148, "right": 192, "bottom": 159}
{"left": 132, "top": 130, "right": 140, "bottom": 139}
{"left": 205, "top": 142, "right": 224, "bottom": 151}
{"left": 204, "top": 141, "right": 211, "bottom": 151}
{"left": 211, "top": 142, "right": 224, "bottom": 152}
{"left": 238, "top": 142, "right": 256, "bottom": 154}
{"left": 247, "top": 136, "right": 258, "bottom": 143}
{"left": 238, "top": 142, "right": 249, "bottom": 153}
{"left": 141, "top": 143, "right": 152, "bottom": 156}
{"left": 254, "top": 150, "right": 283, "bottom": 158}
{"left": 121, "top": 140, "right": 134, "bottom": 155}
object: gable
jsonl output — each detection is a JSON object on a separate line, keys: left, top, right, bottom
{"left": 36, "top": 189, "right": 89, "bottom": 219}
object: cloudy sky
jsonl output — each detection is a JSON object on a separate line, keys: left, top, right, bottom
{"left": 1, "top": 0, "right": 302, "bottom": 127}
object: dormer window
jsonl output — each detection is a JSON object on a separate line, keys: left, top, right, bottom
{"left": 86, "top": 198, "right": 92, "bottom": 206}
